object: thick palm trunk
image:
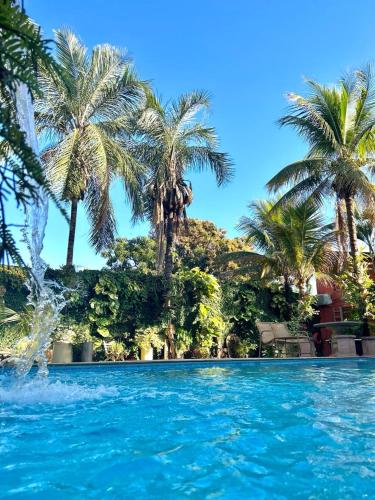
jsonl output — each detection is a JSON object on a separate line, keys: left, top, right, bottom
{"left": 164, "top": 215, "right": 176, "bottom": 358}
{"left": 164, "top": 216, "right": 175, "bottom": 282}
{"left": 336, "top": 197, "right": 348, "bottom": 269}
{"left": 344, "top": 195, "right": 358, "bottom": 273}
{"left": 66, "top": 198, "right": 78, "bottom": 268}
{"left": 297, "top": 283, "right": 306, "bottom": 299}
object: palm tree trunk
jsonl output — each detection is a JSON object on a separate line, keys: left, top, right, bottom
{"left": 344, "top": 195, "right": 358, "bottom": 273}
{"left": 297, "top": 284, "right": 305, "bottom": 298}
{"left": 336, "top": 197, "right": 348, "bottom": 269}
{"left": 164, "top": 215, "right": 175, "bottom": 281}
{"left": 66, "top": 198, "right": 78, "bottom": 268}
{"left": 164, "top": 215, "right": 176, "bottom": 358}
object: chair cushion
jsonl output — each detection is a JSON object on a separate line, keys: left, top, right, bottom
{"left": 271, "top": 323, "right": 290, "bottom": 338}
{"left": 261, "top": 330, "right": 274, "bottom": 345}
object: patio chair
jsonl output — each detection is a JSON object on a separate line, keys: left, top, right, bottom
{"left": 256, "top": 321, "right": 314, "bottom": 357}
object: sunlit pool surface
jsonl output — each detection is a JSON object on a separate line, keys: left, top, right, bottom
{"left": 1, "top": 358, "right": 374, "bottom": 499}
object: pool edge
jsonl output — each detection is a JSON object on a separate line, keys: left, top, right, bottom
{"left": 46, "top": 356, "right": 375, "bottom": 368}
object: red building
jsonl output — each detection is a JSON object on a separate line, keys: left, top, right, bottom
{"left": 315, "top": 278, "right": 367, "bottom": 356}
{"left": 316, "top": 280, "right": 351, "bottom": 323}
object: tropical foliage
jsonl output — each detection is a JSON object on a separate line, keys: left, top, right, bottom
{"left": 36, "top": 29, "right": 146, "bottom": 266}
{"left": 174, "top": 218, "right": 250, "bottom": 274}
{"left": 171, "top": 268, "right": 226, "bottom": 357}
{"left": 335, "top": 254, "right": 375, "bottom": 321}
{"left": 356, "top": 208, "right": 375, "bottom": 263}
{"left": 0, "top": 0, "right": 58, "bottom": 265}
{"left": 4, "top": 4, "right": 375, "bottom": 361}
{"left": 103, "top": 236, "right": 157, "bottom": 273}
{"left": 103, "top": 219, "right": 250, "bottom": 275}
{"left": 267, "top": 69, "right": 375, "bottom": 272}
{"left": 221, "top": 278, "right": 295, "bottom": 350}
{"left": 222, "top": 199, "right": 337, "bottom": 297}
{"left": 131, "top": 91, "right": 233, "bottom": 278}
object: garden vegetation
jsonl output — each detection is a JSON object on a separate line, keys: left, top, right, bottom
{"left": 1, "top": 1, "right": 375, "bottom": 359}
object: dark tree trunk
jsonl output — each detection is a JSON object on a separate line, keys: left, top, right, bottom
{"left": 164, "top": 215, "right": 175, "bottom": 282}
{"left": 344, "top": 195, "right": 358, "bottom": 274}
{"left": 66, "top": 198, "right": 78, "bottom": 268}
{"left": 164, "top": 215, "right": 176, "bottom": 358}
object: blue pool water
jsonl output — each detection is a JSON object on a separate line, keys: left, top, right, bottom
{"left": 0, "top": 358, "right": 374, "bottom": 499}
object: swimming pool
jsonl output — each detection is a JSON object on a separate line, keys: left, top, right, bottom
{"left": 1, "top": 358, "right": 374, "bottom": 499}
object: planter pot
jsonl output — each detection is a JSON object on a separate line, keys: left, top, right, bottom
{"left": 331, "top": 335, "right": 357, "bottom": 357}
{"left": 140, "top": 346, "right": 153, "bottom": 361}
{"left": 362, "top": 337, "right": 375, "bottom": 356}
{"left": 52, "top": 342, "right": 73, "bottom": 363}
{"left": 227, "top": 334, "right": 240, "bottom": 358}
{"left": 80, "top": 341, "right": 93, "bottom": 362}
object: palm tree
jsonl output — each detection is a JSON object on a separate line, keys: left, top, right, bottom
{"left": 356, "top": 208, "right": 375, "bottom": 272}
{"left": 132, "top": 91, "right": 233, "bottom": 279}
{"left": 222, "top": 199, "right": 337, "bottom": 298}
{"left": 132, "top": 91, "right": 233, "bottom": 356}
{"left": 267, "top": 68, "right": 375, "bottom": 273}
{"left": 35, "top": 29, "right": 146, "bottom": 267}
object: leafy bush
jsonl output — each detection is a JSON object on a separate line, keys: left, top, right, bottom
{"left": 0, "top": 266, "right": 28, "bottom": 311}
{"left": 336, "top": 254, "right": 375, "bottom": 321}
{"left": 89, "top": 275, "right": 120, "bottom": 338}
{"left": 1, "top": 263, "right": 302, "bottom": 358}
{"left": 172, "top": 268, "right": 226, "bottom": 356}
{"left": 103, "top": 237, "right": 157, "bottom": 273}
{"left": 222, "top": 278, "right": 295, "bottom": 350}
{"left": 134, "top": 325, "right": 164, "bottom": 351}
{"left": 104, "top": 341, "right": 128, "bottom": 361}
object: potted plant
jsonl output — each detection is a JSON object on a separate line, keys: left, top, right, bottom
{"left": 103, "top": 340, "right": 127, "bottom": 361}
{"left": 134, "top": 326, "right": 164, "bottom": 361}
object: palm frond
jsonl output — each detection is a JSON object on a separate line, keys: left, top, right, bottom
{"left": 267, "top": 159, "right": 325, "bottom": 192}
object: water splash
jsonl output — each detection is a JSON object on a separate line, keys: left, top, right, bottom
{"left": 0, "top": 377, "right": 118, "bottom": 406}
{"left": 12, "top": 81, "right": 65, "bottom": 378}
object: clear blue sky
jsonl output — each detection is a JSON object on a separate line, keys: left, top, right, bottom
{"left": 14, "top": 0, "right": 375, "bottom": 269}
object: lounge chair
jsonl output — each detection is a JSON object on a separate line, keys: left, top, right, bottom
{"left": 256, "top": 321, "right": 314, "bottom": 357}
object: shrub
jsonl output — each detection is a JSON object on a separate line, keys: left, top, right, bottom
{"left": 172, "top": 268, "right": 226, "bottom": 356}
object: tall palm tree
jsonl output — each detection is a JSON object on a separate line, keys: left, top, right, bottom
{"left": 267, "top": 68, "right": 375, "bottom": 273}
{"left": 133, "top": 91, "right": 233, "bottom": 279}
{"left": 35, "top": 29, "right": 146, "bottom": 267}
{"left": 132, "top": 91, "right": 233, "bottom": 356}
{"left": 222, "top": 199, "right": 337, "bottom": 298}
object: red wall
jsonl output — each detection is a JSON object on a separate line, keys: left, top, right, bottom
{"left": 316, "top": 280, "right": 348, "bottom": 323}
{"left": 317, "top": 263, "right": 375, "bottom": 322}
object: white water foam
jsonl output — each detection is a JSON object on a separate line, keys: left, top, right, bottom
{"left": 0, "top": 379, "right": 118, "bottom": 406}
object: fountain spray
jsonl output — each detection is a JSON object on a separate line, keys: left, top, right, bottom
{"left": 12, "top": 46, "right": 66, "bottom": 378}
